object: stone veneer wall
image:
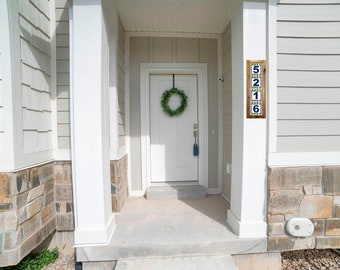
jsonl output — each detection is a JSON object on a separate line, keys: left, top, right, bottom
{"left": 0, "top": 163, "right": 56, "bottom": 266}
{"left": 110, "top": 155, "right": 129, "bottom": 212}
{"left": 268, "top": 166, "right": 340, "bottom": 251}
{"left": 54, "top": 161, "right": 74, "bottom": 231}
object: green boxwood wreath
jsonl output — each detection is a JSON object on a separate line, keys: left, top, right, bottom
{"left": 161, "top": 87, "right": 188, "bottom": 117}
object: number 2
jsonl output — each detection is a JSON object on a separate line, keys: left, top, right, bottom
{"left": 252, "top": 78, "right": 260, "bottom": 87}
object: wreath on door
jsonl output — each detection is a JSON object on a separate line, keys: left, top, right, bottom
{"left": 161, "top": 87, "right": 188, "bottom": 117}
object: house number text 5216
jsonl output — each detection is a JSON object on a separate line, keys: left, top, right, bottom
{"left": 247, "top": 60, "right": 266, "bottom": 118}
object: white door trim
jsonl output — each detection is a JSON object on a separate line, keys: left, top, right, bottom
{"left": 140, "top": 63, "right": 208, "bottom": 192}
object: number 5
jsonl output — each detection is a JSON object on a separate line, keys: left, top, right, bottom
{"left": 252, "top": 65, "right": 260, "bottom": 74}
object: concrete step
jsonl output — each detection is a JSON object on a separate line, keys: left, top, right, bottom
{"left": 115, "top": 255, "right": 238, "bottom": 270}
{"left": 146, "top": 185, "right": 206, "bottom": 200}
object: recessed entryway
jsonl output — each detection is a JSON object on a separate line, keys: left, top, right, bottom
{"left": 140, "top": 63, "right": 209, "bottom": 192}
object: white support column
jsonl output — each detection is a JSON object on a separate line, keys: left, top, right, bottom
{"left": 227, "top": 1, "right": 267, "bottom": 237}
{"left": 71, "top": 0, "right": 115, "bottom": 245}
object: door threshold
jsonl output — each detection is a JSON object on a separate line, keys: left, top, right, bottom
{"left": 146, "top": 185, "right": 206, "bottom": 200}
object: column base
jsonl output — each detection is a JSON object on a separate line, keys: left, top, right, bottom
{"left": 227, "top": 209, "right": 267, "bottom": 238}
{"left": 74, "top": 213, "right": 116, "bottom": 246}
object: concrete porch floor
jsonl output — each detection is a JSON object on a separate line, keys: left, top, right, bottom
{"left": 77, "top": 195, "right": 267, "bottom": 262}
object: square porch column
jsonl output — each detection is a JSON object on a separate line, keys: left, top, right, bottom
{"left": 71, "top": 0, "right": 115, "bottom": 245}
{"left": 227, "top": 1, "right": 268, "bottom": 238}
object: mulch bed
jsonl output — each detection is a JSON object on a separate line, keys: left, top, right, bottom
{"left": 282, "top": 249, "right": 340, "bottom": 270}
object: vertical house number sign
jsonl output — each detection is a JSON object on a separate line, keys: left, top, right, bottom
{"left": 247, "top": 60, "right": 266, "bottom": 118}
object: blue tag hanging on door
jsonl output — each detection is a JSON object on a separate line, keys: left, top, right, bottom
{"left": 193, "top": 126, "right": 199, "bottom": 156}
{"left": 193, "top": 143, "right": 199, "bottom": 156}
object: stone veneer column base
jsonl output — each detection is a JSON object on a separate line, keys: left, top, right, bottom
{"left": 0, "top": 162, "right": 56, "bottom": 267}
{"left": 267, "top": 166, "right": 340, "bottom": 252}
{"left": 110, "top": 155, "right": 129, "bottom": 212}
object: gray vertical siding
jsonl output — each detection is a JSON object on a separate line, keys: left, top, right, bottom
{"left": 129, "top": 37, "right": 219, "bottom": 190}
{"left": 55, "top": 0, "right": 70, "bottom": 149}
{"left": 118, "top": 18, "right": 126, "bottom": 147}
{"left": 222, "top": 23, "right": 232, "bottom": 201}
{"left": 277, "top": 1, "right": 340, "bottom": 152}
{"left": 19, "top": 0, "right": 53, "bottom": 153}
{"left": 0, "top": 48, "right": 3, "bottom": 153}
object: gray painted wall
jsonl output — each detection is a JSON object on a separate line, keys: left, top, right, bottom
{"left": 55, "top": 1, "right": 126, "bottom": 151}
{"left": 129, "top": 37, "right": 219, "bottom": 191}
{"left": 277, "top": 1, "right": 340, "bottom": 152}
{"left": 0, "top": 40, "right": 3, "bottom": 153}
{"left": 56, "top": 0, "right": 71, "bottom": 149}
{"left": 222, "top": 23, "right": 232, "bottom": 201}
{"left": 118, "top": 17, "right": 126, "bottom": 147}
{"left": 19, "top": 0, "right": 53, "bottom": 153}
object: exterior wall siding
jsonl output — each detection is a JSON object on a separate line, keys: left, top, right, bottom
{"left": 222, "top": 23, "right": 232, "bottom": 201}
{"left": 0, "top": 51, "right": 3, "bottom": 154}
{"left": 19, "top": 0, "right": 53, "bottom": 153}
{"left": 118, "top": 18, "right": 126, "bottom": 147}
{"left": 56, "top": 0, "right": 71, "bottom": 149}
{"left": 276, "top": 1, "right": 340, "bottom": 152}
{"left": 129, "top": 37, "right": 219, "bottom": 191}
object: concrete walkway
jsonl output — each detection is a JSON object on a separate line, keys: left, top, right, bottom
{"left": 77, "top": 195, "right": 266, "bottom": 262}
{"left": 115, "top": 255, "right": 238, "bottom": 270}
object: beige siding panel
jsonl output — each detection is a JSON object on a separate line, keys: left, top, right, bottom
{"left": 56, "top": 0, "right": 69, "bottom": 8}
{"left": 129, "top": 37, "right": 150, "bottom": 190}
{"left": 278, "top": 88, "right": 340, "bottom": 103}
{"left": 222, "top": 22, "right": 232, "bottom": 200}
{"left": 277, "top": 22, "right": 340, "bottom": 38}
{"left": 57, "top": 60, "right": 69, "bottom": 72}
{"left": 19, "top": 0, "right": 53, "bottom": 153}
{"left": 152, "top": 37, "right": 173, "bottom": 62}
{"left": 277, "top": 5, "right": 340, "bottom": 21}
{"left": 278, "top": 104, "right": 340, "bottom": 120}
{"left": 277, "top": 136, "right": 340, "bottom": 152}
{"left": 199, "top": 38, "right": 219, "bottom": 189}
{"left": 117, "top": 18, "right": 125, "bottom": 145}
{"left": 58, "top": 136, "right": 70, "bottom": 149}
{"left": 277, "top": 55, "right": 340, "bottom": 71}
{"left": 119, "top": 135, "right": 126, "bottom": 147}
{"left": 57, "top": 98, "right": 69, "bottom": 111}
{"left": 57, "top": 47, "right": 70, "bottom": 60}
{"left": 279, "top": 0, "right": 340, "bottom": 3}
{"left": 56, "top": 34, "right": 69, "bottom": 46}
{"left": 55, "top": 8, "right": 69, "bottom": 21}
{"left": 278, "top": 71, "right": 340, "bottom": 87}
{"left": 56, "top": 1, "right": 71, "bottom": 150}
{"left": 58, "top": 123, "right": 70, "bottom": 137}
{"left": 57, "top": 86, "right": 69, "bottom": 98}
{"left": 57, "top": 112, "right": 70, "bottom": 124}
{"left": 278, "top": 120, "right": 340, "bottom": 136}
{"left": 56, "top": 22, "right": 69, "bottom": 34}
{"left": 277, "top": 38, "right": 340, "bottom": 54}
{"left": 176, "top": 38, "right": 198, "bottom": 63}
{"left": 57, "top": 72, "right": 70, "bottom": 86}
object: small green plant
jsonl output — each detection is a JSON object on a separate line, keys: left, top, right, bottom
{"left": 1, "top": 247, "right": 58, "bottom": 270}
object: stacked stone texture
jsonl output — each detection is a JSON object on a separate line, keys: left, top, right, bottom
{"left": 54, "top": 161, "right": 74, "bottom": 231}
{"left": 267, "top": 166, "right": 340, "bottom": 251}
{"left": 110, "top": 155, "right": 129, "bottom": 212}
{"left": 0, "top": 163, "right": 56, "bottom": 266}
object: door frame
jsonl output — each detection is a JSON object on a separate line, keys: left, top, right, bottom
{"left": 140, "top": 63, "right": 209, "bottom": 191}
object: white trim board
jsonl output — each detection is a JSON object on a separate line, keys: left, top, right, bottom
{"left": 140, "top": 63, "right": 209, "bottom": 193}
{"left": 269, "top": 152, "right": 340, "bottom": 167}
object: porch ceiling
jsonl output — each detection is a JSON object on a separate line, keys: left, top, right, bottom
{"left": 114, "top": 0, "right": 234, "bottom": 34}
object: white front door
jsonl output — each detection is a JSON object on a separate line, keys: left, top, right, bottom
{"left": 150, "top": 74, "right": 198, "bottom": 183}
